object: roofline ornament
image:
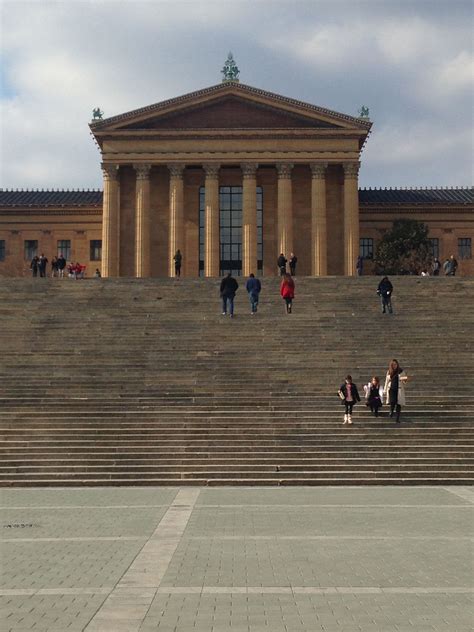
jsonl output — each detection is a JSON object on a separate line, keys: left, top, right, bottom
{"left": 221, "top": 52, "right": 240, "bottom": 83}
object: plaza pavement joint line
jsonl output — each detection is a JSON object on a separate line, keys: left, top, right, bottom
{"left": 444, "top": 486, "right": 474, "bottom": 504}
{"left": 83, "top": 487, "right": 200, "bottom": 632}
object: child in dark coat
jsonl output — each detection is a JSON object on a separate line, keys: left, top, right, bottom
{"left": 338, "top": 375, "right": 361, "bottom": 425}
{"left": 364, "top": 376, "right": 383, "bottom": 417}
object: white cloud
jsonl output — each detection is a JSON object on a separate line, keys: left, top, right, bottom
{"left": 0, "top": 0, "right": 472, "bottom": 188}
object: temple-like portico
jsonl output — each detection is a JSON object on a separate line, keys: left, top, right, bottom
{"left": 100, "top": 159, "right": 361, "bottom": 278}
{"left": 92, "top": 77, "right": 370, "bottom": 277}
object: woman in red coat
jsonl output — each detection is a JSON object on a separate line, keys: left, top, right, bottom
{"left": 280, "top": 273, "right": 295, "bottom": 314}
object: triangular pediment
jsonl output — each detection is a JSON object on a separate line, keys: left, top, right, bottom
{"left": 119, "top": 96, "right": 339, "bottom": 130}
{"left": 90, "top": 82, "right": 371, "bottom": 134}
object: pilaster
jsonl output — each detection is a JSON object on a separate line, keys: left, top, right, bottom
{"left": 204, "top": 164, "right": 220, "bottom": 277}
{"left": 168, "top": 164, "right": 185, "bottom": 277}
{"left": 276, "top": 163, "right": 293, "bottom": 258}
{"left": 101, "top": 163, "right": 119, "bottom": 277}
{"left": 310, "top": 163, "right": 328, "bottom": 276}
{"left": 241, "top": 163, "right": 258, "bottom": 277}
{"left": 134, "top": 163, "right": 152, "bottom": 278}
{"left": 343, "top": 162, "right": 360, "bottom": 276}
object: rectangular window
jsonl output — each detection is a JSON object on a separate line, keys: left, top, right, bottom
{"left": 0, "top": 240, "right": 5, "bottom": 262}
{"left": 90, "top": 240, "right": 102, "bottom": 261}
{"left": 24, "top": 240, "right": 38, "bottom": 261}
{"left": 428, "top": 238, "right": 439, "bottom": 259}
{"left": 359, "top": 238, "right": 373, "bottom": 259}
{"left": 458, "top": 238, "right": 472, "bottom": 260}
{"left": 57, "top": 240, "right": 71, "bottom": 261}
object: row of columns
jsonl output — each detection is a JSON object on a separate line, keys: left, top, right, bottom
{"left": 101, "top": 161, "right": 360, "bottom": 278}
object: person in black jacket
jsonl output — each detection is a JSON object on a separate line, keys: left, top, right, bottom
{"left": 30, "top": 255, "right": 39, "bottom": 277}
{"left": 338, "top": 375, "right": 361, "bottom": 425}
{"left": 174, "top": 250, "right": 182, "bottom": 277}
{"left": 289, "top": 253, "right": 297, "bottom": 276}
{"left": 377, "top": 277, "right": 393, "bottom": 314}
{"left": 277, "top": 253, "right": 287, "bottom": 276}
{"left": 57, "top": 254, "right": 66, "bottom": 278}
{"left": 220, "top": 273, "right": 239, "bottom": 318}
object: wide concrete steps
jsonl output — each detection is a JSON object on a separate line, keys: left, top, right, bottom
{"left": 0, "top": 277, "right": 473, "bottom": 485}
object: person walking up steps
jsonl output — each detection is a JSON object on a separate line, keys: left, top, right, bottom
{"left": 280, "top": 273, "right": 295, "bottom": 314}
{"left": 364, "top": 376, "right": 383, "bottom": 417}
{"left": 245, "top": 273, "right": 261, "bottom": 315}
{"left": 338, "top": 375, "right": 361, "bottom": 425}
{"left": 377, "top": 276, "right": 393, "bottom": 314}
{"left": 383, "top": 359, "right": 408, "bottom": 423}
{"left": 220, "top": 272, "right": 239, "bottom": 318}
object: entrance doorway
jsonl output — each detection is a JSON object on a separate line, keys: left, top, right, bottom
{"left": 199, "top": 186, "right": 263, "bottom": 276}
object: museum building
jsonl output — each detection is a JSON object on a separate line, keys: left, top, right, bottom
{"left": 0, "top": 72, "right": 472, "bottom": 277}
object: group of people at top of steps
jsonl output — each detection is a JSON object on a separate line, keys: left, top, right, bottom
{"left": 29, "top": 253, "right": 101, "bottom": 279}
{"left": 338, "top": 360, "right": 409, "bottom": 426}
{"left": 356, "top": 254, "right": 458, "bottom": 277}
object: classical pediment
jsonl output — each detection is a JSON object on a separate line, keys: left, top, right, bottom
{"left": 90, "top": 82, "right": 371, "bottom": 134}
{"left": 119, "top": 96, "right": 339, "bottom": 130}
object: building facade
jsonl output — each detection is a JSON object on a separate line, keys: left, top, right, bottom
{"left": 0, "top": 81, "right": 472, "bottom": 277}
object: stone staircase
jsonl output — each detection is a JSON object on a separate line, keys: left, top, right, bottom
{"left": 0, "top": 276, "right": 473, "bottom": 486}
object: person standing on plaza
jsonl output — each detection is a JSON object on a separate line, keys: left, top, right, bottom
{"left": 364, "top": 376, "right": 383, "bottom": 417}
{"left": 338, "top": 375, "right": 361, "bottom": 425}
{"left": 383, "top": 359, "right": 408, "bottom": 423}
{"left": 51, "top": 256, "right": 58, "bottom": 278}
{"left": 38, "top": 253, "right": 48, "bottom": 278}
{"left": 30, "top": 255, "right": 39, "bottom": 278}
{"left": 289, "top": 253, "right": 298, "bottom": 276}
{"left": 174, "top": 249, "right": 182, "bottom": 277}
{"left": 277, "top": 253, "right": 287, "bottom": 276}
{"left": 432, "top": 258, "right": 441, "bottom": 276}
{"left": 448, "top": 254, "right": 458, "bottom": 276}
{"left": 220, "top": 272, "right": 239, "bottom": 318}
{"left": 280, "top": 273, "right": 295, "bottom": 314}
{"left": 356, "top": 255, "right": 364, "bottom": 276}
{"left": 245, "top": 273, "right": 261, "bottom": 315}
{"left": 57, "top": 254, "right": 66, "bottom": 278}
{"left": 377, "top": 276, "right": 393, "bottom": 314}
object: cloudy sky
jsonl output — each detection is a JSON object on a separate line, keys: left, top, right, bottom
{"left": 1, "top": 0, "right": 472, "bottom": 190}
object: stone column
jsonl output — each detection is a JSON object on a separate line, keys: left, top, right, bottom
{"left": 310, "top": 162, "right": 328, "bottom": 276}
{"left": 168, "top": 164, "right": 185, "bottom": 277}
{"left": 276, "top": 163, "right": 294, "bottom": 258}
{"left": 343, "top": 162, "right": 360, "bottom": 276}
{"left": 204, "top": 164, "right": 220, "bottom": 277}
{"left": 134, "top": 163, "right": 152, "bottom": 278}
{"left": 101, "top": 163, "right": 119, "bottom": 277}
{"left": 241, "top": 163, "right": 258, "bottom": 277}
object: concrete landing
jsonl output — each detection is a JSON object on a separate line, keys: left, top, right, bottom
{"left": 1, "top": 486, "right": 473, "bottom": 631}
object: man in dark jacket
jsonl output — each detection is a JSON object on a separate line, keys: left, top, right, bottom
{"left": 245, "top": 273, "right": 261, "bottom": 314}
{"left": 220, "top": 273, "right": 239, "bottom": 317}
{"left": 38, "top": 254, "right": 48, "bottom": 278}
{"left": 277, "top": 253, "right": 287, "bottom": 276}
{"left": 377, "top": 277, "right": 393, "bottom": 314}
{"left": 57, "top": 254, "right": 66, "bottom": 278}
{"left": 289, "top": 253, "right": 298, "bottom": 276}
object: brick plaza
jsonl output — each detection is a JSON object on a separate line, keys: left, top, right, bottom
{"left": 1, "top": 486, "right": 473, "bottom": 631}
